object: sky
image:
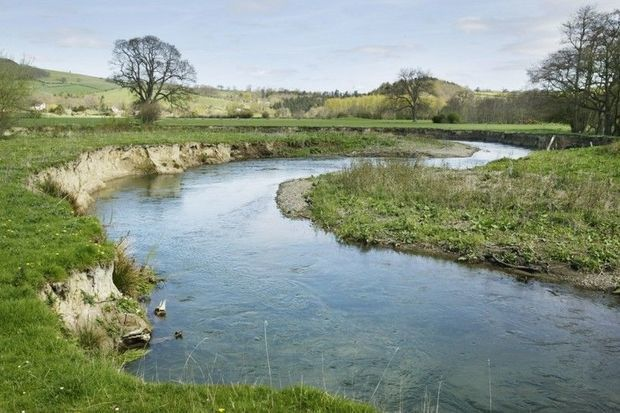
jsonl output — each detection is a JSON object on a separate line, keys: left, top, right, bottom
{"left": 1, "top": 0, "right": 618, "bottom": 92}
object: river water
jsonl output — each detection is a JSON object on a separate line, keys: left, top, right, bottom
{"left": 93, "top": 142, "right": 620, "bottom": 412}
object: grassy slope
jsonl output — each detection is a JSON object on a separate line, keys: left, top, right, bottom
{"left": 34, "top": 69, "right": 119, "bottom": 97}
{"left": 3, "top": 128, "right": 459, "bottom": 412}
{"left": 16, "top": 116, "right": 572, "bottom": 134}
{"left": 309, "top": 144, "right": 620, "bottom": 289}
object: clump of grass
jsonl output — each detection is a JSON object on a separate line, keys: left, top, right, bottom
{"left": 112, "top": 243, "right": 158, "bottom": 298}
{"left": 310, "top": 144, "right": 620, "bottom": 287}
{"left": 76, "top": 322, "right": 107, "bottom": 352}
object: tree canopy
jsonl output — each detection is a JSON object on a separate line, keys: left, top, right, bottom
{"left": 111, "top": 35, "right": 196, "bottom": 108}
{"left": 0, "top": 58, "right": 32, "bottom": 133}
{"left": 387, "top": 68, "right": 435, "bottom": 121}
{"left": 529, "top": 6, "right": 620, "bottom": 135}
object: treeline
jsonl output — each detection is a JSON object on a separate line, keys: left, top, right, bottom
{"left": 530, "top": 6, "right": 620, "bottom": 135}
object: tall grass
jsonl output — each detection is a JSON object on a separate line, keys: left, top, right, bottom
{"left": 310, "top": 143, "right": 620, "bottom": 286}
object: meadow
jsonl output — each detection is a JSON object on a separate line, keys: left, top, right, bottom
{"left": 309, "top": 143, "right": 620, "bottom": 290}
{"left": 16, "top": 115, "right": 572, "bottom": 134}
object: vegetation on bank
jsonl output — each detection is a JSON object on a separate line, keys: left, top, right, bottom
{"left": 14, "top": 115, "right": 572, "bottom": 134}
{"left": 309, "top": 143, "right": 620, "bottom": 290}
{"left": 2, "top": 128, "right": 461, "bottom": 412}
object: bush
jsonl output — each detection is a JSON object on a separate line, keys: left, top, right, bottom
{"left": 446, "top": 112, "right": 461, "bottom": 123}
{"left": 432, "top": 113, "right": 445, "bottom": 123}
{"left": 72, "top": 105, "right": 87, "bottom": 113}
{"left": 50, "top": 104, "right": 65, "bottom": 115}
{"left": 226, "top": 103, "right": 253, "bottom": 118}
{"left": 261, "top": 111, "right": 270, "bottom": 119}
{"left": 0, "top": 58, "right": 31, "bottom": 134}
{"left": 136, "top": 102, "right": 161, "bottom": 124}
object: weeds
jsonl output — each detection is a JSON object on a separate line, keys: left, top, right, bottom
{"left": 310, "top": 144, "right": 620, "bottom": 286}
{"left": 112, "top": 242, "right": 157, "bottom": 298}
{"left": 76, "top": 322, "right": 106, "bottom": 352}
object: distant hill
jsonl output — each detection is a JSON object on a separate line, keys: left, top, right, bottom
{"left": 0, "top": 58, "right": 49, "bottom": 79}
{"left": 372, "top": 77, "right": 469, "bottom": 103}
{"left": 33, "top": 68, "right": 120, "bottom": 97}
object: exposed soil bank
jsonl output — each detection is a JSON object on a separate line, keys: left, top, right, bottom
{"left": 30, "top": 138, "right": 471, "bottom": 349}
{"left": 30, "top": 139, "right": 473, "bottom": 214}
{"left": 276, "top": 177, "right": 619, "bottom": 292}
{"left": 277, "top": 179, "right": 314, "bottom": 219}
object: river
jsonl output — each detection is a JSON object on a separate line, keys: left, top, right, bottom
{"left": 92, "top": 142, "right": 620, "bottom": 412}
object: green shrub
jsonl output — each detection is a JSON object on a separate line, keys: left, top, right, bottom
{"left": 226, "top": 103, "right": 253, "bottom": 118}
{"left": 432, "top": 113, "right": 445, "bottom": 123}
{"left": 136, "top": 102, "right": 161, "bottom": 124}
{"left": 50, "top": 104, "right": 65, "bottom": 115}
{"left": 447, "top": 112, "right": 461, "bottom": 123}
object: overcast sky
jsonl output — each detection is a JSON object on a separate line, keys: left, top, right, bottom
{"left": 1, "top": 1, "right": 618, "bottom": 92}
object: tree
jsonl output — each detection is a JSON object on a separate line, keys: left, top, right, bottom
{"left": 111, "top": 35, "right": 196, "bottom": 111}
{"left": 0, "top": 58, "right": 31, "bottom": 134}
{"left": 529, "top": 6, "right": 620, "bottom": 135}
{"left": 388, "top": 68, "right": 434, "bottom": 121}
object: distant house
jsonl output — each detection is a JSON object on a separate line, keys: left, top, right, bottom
{"left": 31, "top": 102, "right": 47, "bottom": 111}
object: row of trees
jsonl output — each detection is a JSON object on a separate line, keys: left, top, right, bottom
{"left": 529, "top": 6, "right": 620, "bottom": 134}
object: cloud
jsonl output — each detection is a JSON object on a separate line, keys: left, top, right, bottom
{"left": 455, "top": 17, "right": 490, "bottom": 34}
{"left": 34, "top": 28, "right": 108, "bottom": 49}
{"left": 230, "top": 0, "right": 286, "bottom": 13}
{"left": 339, "top": 43, "right": 420, "bottom": 59}
{"left": 500, "top": 34, "right": 561, "bottom": 57}
{"left": 246, "top": 66, "right": 298, "bottom": 78}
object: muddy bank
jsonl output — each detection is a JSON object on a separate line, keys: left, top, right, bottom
{"left": 40, "top": 264, "right": 151, "bottom": 351}
{"left": 276, "top": 177, "right": 618, "bottom": 292}
{"left": 276, "top": 179, "right": 314, "bottom": 219}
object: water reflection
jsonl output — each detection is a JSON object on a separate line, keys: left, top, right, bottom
{"left": 93, "top": 142, "right": 620, "bottom": 412}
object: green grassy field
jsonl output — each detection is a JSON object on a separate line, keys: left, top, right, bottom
{"left": 16, "top": 116, "right": 572, "bottom": 134}
{"left": 3, "top": 128, "right": 445, "bottom": 412}
{"left": 34, "top": 69, "right": 119, "bottom": 97}
{"left": 309, "top": 143, "right": 620, "bottom": 289}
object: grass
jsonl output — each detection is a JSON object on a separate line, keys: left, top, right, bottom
{"left": 309, "top": 143, "right": 620, "bottom": 289}
{"left": 112, "top": 243, "right": 158, "bottom": 298}
{"left": 34, "top": 69, "right": 120, "bottom": 97}
{"left": 2, "top": 127, "right": 450, "bottom": 412}
{"left": 15, "top": 115, "right": 572, "bottom": 134}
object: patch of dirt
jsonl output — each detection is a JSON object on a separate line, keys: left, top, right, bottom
{"left": 276, "top": 178, "right": 313, "bottom": 219}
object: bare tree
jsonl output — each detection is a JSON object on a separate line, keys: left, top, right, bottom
{"left": 529, "top": 6, "right": 620, "bottom": 135}
{"left": 111, "top": 35, "right": 196, "bottom": 108}
{"left": 388, "top": 68, "right": 434, "bottom": 121}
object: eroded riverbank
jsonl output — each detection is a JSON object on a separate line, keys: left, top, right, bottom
{"left": 93, "top": 149, "right": 620, "bottom": 412}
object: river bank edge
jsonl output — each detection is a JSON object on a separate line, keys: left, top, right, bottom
{"left": 276, "top": 175, "right": 620, "bottom": 293}
{"left": 29, "top": 137, "right": 474, "bottom": 354}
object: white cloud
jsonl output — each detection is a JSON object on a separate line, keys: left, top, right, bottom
{"left": 246, "top": 66, "right": 298, "bottom": 78}
{"left": 34, "top": 28, "right": 108, "bottom": 49}
{"left": 339, "top": 43, "right": 420, "bottom": 59}
{"left": 455, "top": 17, "right": 490, "bottom": 34}
{"left": 230, "top": 0, "right": 286, "bottom": 13}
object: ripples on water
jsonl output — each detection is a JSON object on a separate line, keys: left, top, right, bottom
{"left": 93, "top": 142, "right": 620, "bottom": 412}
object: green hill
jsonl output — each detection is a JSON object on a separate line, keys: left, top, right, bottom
{"left": 33, "top": 69, "right": 120, "bottom": 97}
